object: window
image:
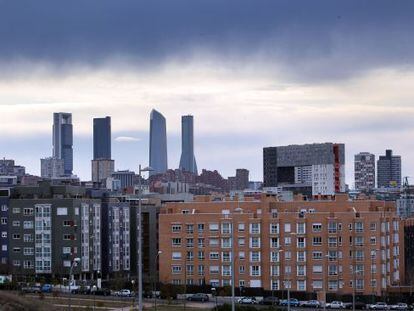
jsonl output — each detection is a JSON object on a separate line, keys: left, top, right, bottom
{"left": 328, "top": 221, "right": 337, "bottom": 233}
{"left": 209, "top": 252, "right": 219, "bottom": 260}
{"left": 1, "top": 245, "right": 6, "bottom": 251}
{"left": 238, "top": 223, "right": 245, "bottom": 232}
{"left": 221, "top": 223, "right": 231, "bottom": 234}
{"left": 56, "top": 207, "right": 67, "bottom": 215}
{"left": 355, "top": 236, "right": 364, "bottom": 246}
{"left": 172, "top": 238, "right": 181, "bottom": 247}
{"left": 23, "top": 221, "right": 33, "bottom": 229}
{"left": 23, "top": 248, "right": 34, "bottom": 255}
{"left": 12, "top": 234, "right": 21, "bottom": 239}
{"left": 328, "top": 237, "right": 337, "bottom": 247}
{"left": 23, "top": 260, "right": 33, "bottom": 269}
{"left": 313, "top": 251, "right": 323, "bottom": 260}
{"left": 1, "top": 205, "right": 7, "bottom": 212}
{"left": 270, "top": 223, "right": 279, "bottom": 234}
{"left": 198, "top": 238, "right": 205, "bottom": 248}
{"left": 209, "top": 223, "right": 219, "bottom": 232}
{"left": 313, "top": 237, "right": 322, "bottom": 246}
{"left": 221, "top": 238, "right": 231, "bottom": 248}
{"left": 284, "top": 237, "right": 291, "bottom": 245}
{"left": 12, "top": 208, "right": 21, "bottom": 214}
{"left": 313, "top": 265, "right": 323, "bottom": 273}
{"left": 297, "top": 251, "right": 306, "bottom": 262}
{"left": 271, "top": 265, "right": 280, "bottom": 276}
{"left": 198, "top": 265, "right": 205, "bottom": 275}
{"left": 210, "top": 266, "right": 219, "bottom": 274}
{"left": 63, "top": 247, "right": 72, "bottom": 255}
{"left": 198, "top": 251, "right": 205, "bottom": 260}
{"left": 312, "top": 223, "right": 322, "bottom": 232}
{"left": 172, "top": 252, "right": 182, "bottom": 260}
{"left": 172, "top": 266, "right": 182, "bottom": 274}
{"left": 355, "top": 222, "right": 364, "bottom": 233}
{"left": 222, "top": 252, "right": 231, "bottom": 262}
{"left": 313, "top": 280, "right": 323, "bottom": 289}
{"left": 63, "top": 220, "right": 74, "bottom": 227}
{"left": 1, "top": 218, "right": 7, "bottom": 225}
{"left": 23, "top": 234, "right": 33, "bottom": 242}
{"left": 370, "top": 237, "right": 377, "bottom": 245}
{"left": 239, "top": 265, "right": 245, "bottom": 274}
{"left": 238, "top": 238, "right": 245, "bottom": 246}
{"left": 270, "top": 237, "right": 279, "bottom": 248}
{"left": 285, "top": 265, "right": 291, "bottom": 274}
{"left": 297, "top": 223, "right": 306, "bottom": 234}
{"left": 197, "top": 223, "right": 204, "bottom": 233}
{"left": 186, "top": 224, "right": 194, "bottom": 234}
{"left": 250, "top": 237, "right": 260, "bottom": 248}
{"left": 250, "top": 265, "right": 261, "bottom": 276}
{"left": 250, "top": 223, "right": 260, "bottom": 234}
{"left": 12, "top": 221, "right": 20, "bottom": 227}
{"left": 285, "top": 251, "right": 292, "bottom": 260}
{"left": 271, "top": 251, "right": 280, "bottom": 262}
{"left": 222, "top": 265, "right": 231, "bottom": 276}
{"left": 172, "top": 224, "right": 181, "bottom": 233}
{"left": 370, "top": 223, "right": 377, "bottom": 231}
{"left": 13, "top": 260, "right": 21, "bottom": 267}
{"left": 186, "top": 238, "right": 194, "bottom": 248}
{"left": 13, "top": 247, "right": 21, "bottom": 253}
{"left": 284, "top": 223, "right": 291, "bottom": 233}
{"left": 209, "top": 238, "right": 219, "bottom": 247}
{"left": 297, "top": 237, "right": 305, "bottom": 248}
{"left": 1, "top": 232, "right": 6, "bottom": 238}
{"left": 238, "top": 251, "right": 245, "bottom": 260}
{"left": 250, "top": 251, "right": 261, "bottom": 262}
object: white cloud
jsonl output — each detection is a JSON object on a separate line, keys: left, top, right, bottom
{"left": 114, "top": 136, "right": 141, "bottom": 142}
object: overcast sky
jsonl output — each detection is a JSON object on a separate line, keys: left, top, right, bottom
{"left": 1, "top": 0, "right": 414, "bottom": 185}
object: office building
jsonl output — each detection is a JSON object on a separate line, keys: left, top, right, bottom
{"left": 229, "top": 169, "right": 249, "bottom": 191}
{"left": 354, "top": 152, "right": 376, "bottom": 193}
{"left": 377, "top": 150, "right": 401, "bottom": 188}
{"left": 93, "top": 116, "right": 111, "bottom": 160}
{"left": 92, "top": 159, "right": 115, "bottom": 184}
{"left": 112, "top": 170, "right": 135, "bottom": 189}
{"left": 41, "top": 157, "right": 64, "bottom": 179}
{"left": 53, "top": 112, "right": 73, "bottom": 175}
{"left": 149, "top": 109, "right": 168, "bottom": 176}
{"left": 159, "top": 194, "right": 403, "bottom": 295}
{"left": 179, "top": 115, "right": 198, "bottom": 174}
{"left": 8, "top": 182, "right": 101, "bottom": 280}
{"left": 263, "top": 143, "right": 345, "bottom": 196}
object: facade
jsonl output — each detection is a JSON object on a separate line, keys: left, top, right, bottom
{"left": 7, "top": 183, "right": 101, "bottom": 280}
{"left": 41, "top": 157, "right": 64, "bottom": 178}
{"left": 377, "top": 150, "right": 401, "bottom": 188}
{"left": 179, "top": 115, "right": 198, "bottom": 174}
{"left": 101, "top": 198, "right": 130, "bottom": 278}
{"left": 52, "top": 112, "right": 73, "bottom": 175}
{"left": 0, "top": 189, "right": 10, "bottom": 270}
{"left": 93, "top": 116, "right": 111, "bottom": 160}
{"left": 112, "top": 170, "right": 135, "bottom": 189}
{"left": 263, "top": 143, "right": 346, "bottom": 196}
{"left": 236, "top": 169, "right": 249, "bottom": 191}
{"left": 0, "top": 159, "right": 26, "bottom": 181}
{"left": 404, "top": 219, "right": 414, "bottom": 286}
{"left": 159, "top": 195, "right": 403, "bottom": 295}
{"left": 354, "top": 152, "right": 376, "bottom": 193}
{"left": 92, "top": 159, "right": 115, "bottom": 183}
{"left": 149, "top": 109, "right": 168, "bottom": 176}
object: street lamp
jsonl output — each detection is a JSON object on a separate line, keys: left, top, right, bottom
{"left": 69, "top": 257, "right": 81, "bottom": 311}
{"left": 131, "top": 280, "right": 136, "bottom": 310}
{"left": 154, "top": 251, "right": 162, "bottom": 311}
{"left": 138, "top": 165, "right": 153, "bottom": 311}
{"left": 92, "top": 285, "right": 97, "bottom": 311}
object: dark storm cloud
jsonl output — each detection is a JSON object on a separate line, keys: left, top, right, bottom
{"left": 0, "top": 0, "right": 414, "bottom": 80}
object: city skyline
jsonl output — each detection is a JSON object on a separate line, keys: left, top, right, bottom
{"left": 0, "top": 1, "right": 414, "bottom": 184}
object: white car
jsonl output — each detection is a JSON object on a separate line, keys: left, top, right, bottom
{"left": 237, "top": 297, "right": 257, "bottom": 304}
{"left": 327, "top": 301, "right": 346, "bottom": 309}
{"left": 370, "top": 303, "right": 389, "bottom": 310}
{"left": 390, "top": 303, "right": 408, "bottom": 310}
{"left": 115, "top": 289, "right": 133, "bottom": 297}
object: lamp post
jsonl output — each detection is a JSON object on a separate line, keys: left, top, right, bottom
{"left": 154, "top": 251, "right": 162, "bottom": 311}
{"left": 131, "top": 280, "right": 136, "bottom": 310}
{"left": 212, "top": 288, "right": 218, "bottom": 311}
{"left": 69, "top": 257, "right": 81, "bottom": 311}
{"left": 92, "top": 285, "right": 97, "bottom": 311}
{"left": 138, "top": 165, "right": 153, "bottom": 311}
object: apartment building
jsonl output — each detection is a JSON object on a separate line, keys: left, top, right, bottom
{"left": 7, "top": 182, "right": 101, "bottom": 281}
{"left": 159, "top": 194, "right": 403, "bottom": 296}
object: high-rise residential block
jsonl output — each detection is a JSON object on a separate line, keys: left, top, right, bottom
{"left": 40, "top": 157, "right": 64, "bottom": 179}
{"left": 179, "top": 115, "right": 198, "bottom": 174}
{"left": 377, "top": 150, "right": 401, "bottom": 188}
{"left": 93, "top": 117, "right": 111, "bottom": 160}
{"left": 354, "top": 152, "right": 375, "bottom": 192}
{"left": 112, "top": 170, "right": 135, "bottom": 189}
{"left": 53, "top": 112, "right": 73, "bottom": 176}
{"left": 149, "top": 109, "right": 168, "bottom": 176}
{"left": 263, "top": 143, "right": 345, "bottom": 196}
{"left": 159, "top": 195, "right": 402, "bottom": 295}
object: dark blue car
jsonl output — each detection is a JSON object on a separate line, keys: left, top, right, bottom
{"left": 41, "top": 284, "right": 53, "bottom": 293}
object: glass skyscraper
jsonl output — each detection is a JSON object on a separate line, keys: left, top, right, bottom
{"left": 149, "top": 109, "right": 168, "bottom": 175}
{"left": 93, "top": 116, "right": 111, "bottom": 160}
{"left": 179, "top": 115, "right": 197, "bottom": 174}
{"left": 53, "top": 112, "right": 73, "bottom": 176}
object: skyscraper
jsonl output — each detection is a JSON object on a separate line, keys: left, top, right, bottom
{"left": 149, "top": 109, "right": 168, "bottom": 175}
{"left": 354, "top": 152, "right": 375, "bottom": 192}
{"left": 179, "top": 115, "right": 197, "bottom": 174}
{"left": 92, "top": 116, "right": 114, "bottom": 183}
{"left": 53, "top": 112, "right": 73, "bottom": 175}
{"left": 263, "top": 143, "right": 345, "bottom": 196}
{"left": 377, "top": 149, "right": 401, "bottom": 188}
{"left": 93, "top": 116, "right": 111, "bottom": 160}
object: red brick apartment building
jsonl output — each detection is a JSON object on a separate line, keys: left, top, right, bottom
{"left": 159, "top": 194, "right": 403, "bottom": 296}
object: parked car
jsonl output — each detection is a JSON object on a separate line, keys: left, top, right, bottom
{"left": 21, "top": 285, "right": 41, "bottom": 294}
{"left": 280, "top": 298, "right": 300, "bottom": 307}
{"left": 93, "top": 288, "right": 111, "bottom": 296}
{"left": 187, "top": 293, "right": 209, "bottom": 302}
{"left": 115, "top": 289, "right": 133, "bottom": 297}
{"left": 370, "top": 303, "right": 389, "bottom": 310}
{"left": 237, "top": 297, "right": 257, "bottom": 304}
{"left": 260, "top": 296, "right": 280, "bottom": 305}
{"left": 72, "top": 286, "right": 91, "bottom": 295}
{"left": 41, "top": 284, "right": 53, "bottom": 293}
{"left": 301, "top": 300, "right": 321, "bottom": 308}
{"left": 390, "top": 303, "right": 408, "bottom": 310}
{"left": 327, "top": 301, "right": 346, "bottom": 309}
{"left": 344, "top": 302, "right": 367, "bottom": 310}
